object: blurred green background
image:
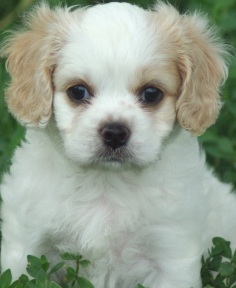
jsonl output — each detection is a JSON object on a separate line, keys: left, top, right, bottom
{"left": 0, "top": 0, "right": 236, "bottom": 187}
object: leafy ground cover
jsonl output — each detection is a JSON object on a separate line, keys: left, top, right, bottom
{"left": 0, "top": 237, "right": 236, "bottom": 288}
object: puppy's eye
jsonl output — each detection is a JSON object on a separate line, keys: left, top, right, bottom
{"left": 140, "top": 87, "right": 164, "bottom": 104}
{"left": 67, "top": 85, "right": 92, "bottom": 103}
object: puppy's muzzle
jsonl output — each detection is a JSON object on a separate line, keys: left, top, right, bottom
{"left": 100, "top": 123, "right": 130, "bottom": 150}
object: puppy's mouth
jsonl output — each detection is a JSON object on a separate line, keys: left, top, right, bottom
{"left": 95, "top": 146, "right": 133, "bottom": 165}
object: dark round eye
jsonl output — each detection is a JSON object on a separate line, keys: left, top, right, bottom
{"left": 67, "top": 85, "right": 91, "bottom": 103}
{"left": 140, "top": 87, "right": 164, "bottom": 104}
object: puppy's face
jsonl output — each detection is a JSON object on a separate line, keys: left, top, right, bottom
{"left": 53, "top": 4, "right": 180, "bottom": 168}
{"left": 1, "top": 2, "right": 228, "bottom": 169}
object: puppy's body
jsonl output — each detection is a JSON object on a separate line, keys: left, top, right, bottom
{"left": 0, "top": 2, "right": 234, "bottom": 288}
{"left": 2, "top": 125, "right": 234, "bottom": 288}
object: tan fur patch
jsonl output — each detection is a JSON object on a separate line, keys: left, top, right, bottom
{"left": 1, "top": 4, "right": 84, "bottom": 127}
{"left": 147, "top": 4, "right": 229, "bottom": 135}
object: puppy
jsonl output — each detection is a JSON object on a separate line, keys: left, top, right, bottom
{"left": 0, "top": 2, "right": 234, "bottom": 288}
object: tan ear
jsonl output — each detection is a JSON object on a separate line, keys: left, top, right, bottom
{"left": 1, "top": 4, "right": 68, "bottom": 127}
{"left": 175, "top": 13, "right": 229, "bottom": 135}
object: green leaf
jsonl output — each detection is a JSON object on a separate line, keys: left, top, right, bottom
{"left": 18, "top": 274, "right": 29, "bottom": 284}
{"left": 34, "top": 280, "right": 61, "bottom": 288}
{"left": 8, "top": 282, "right": 19, "bottom": 288}
{"left": 0, "top": 269, "right": 12, "bottom": 288}
{"left": 136, "top": 285, "right": 146, "bottom": 288}
{"left": 209, "top": 255, "right": 222, "bottom": 271}
{"left": 25, "top": 280, "right": 36, "bottom": 288}
{"left": 27, "top": 255, "right": 43, "bottom": 278}
{"left": 228, "top": 272, "right": 236, "bottom": 286}
{"left": 46, "top": 282, "right": 62, "bottom": 288}
{"left": 215, "top": 273, "right": 227, "bottom": 288}
{"left": 79, "top": 260, "right": 91, "bottom": 268}
{"left": 60, "top": 253, "right": 81, "bottom": 261}
{"left": 212, "top": 237, "right": 232, "bottom": 258}
{"left": 35, "top": 270, "right": 47, "bottom": 285}
{"left": 64, "top": 266, "right": 77, "bottom": 282}
{"left": 40, "top": 255, "right": 50, "bottom": 272}
{"left": 9, "top": 274, "right": 30, "bottom": 288}
{"left": 211, "top": 245, "right": 224, "bottom": 257}
{"left": 66, "top": 267, "right": 77, "bottom": 277}
{"left": 218, "top": 262, "right": 234, "bottom": 277}
{"left": 77, "top": 277, "right": 94, "bottom": 288}
{"left": 232, "top": 250, "right": 236, "bottom": 265}
{"left": 48, "top": 262, "right": 65, "bottom": 277}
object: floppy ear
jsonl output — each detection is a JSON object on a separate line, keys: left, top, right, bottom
{"left": 175, "top": 13, "right": 229, "bottom": 135}
{"left": 1, "top": 4, "right": 68, "bottom": 128}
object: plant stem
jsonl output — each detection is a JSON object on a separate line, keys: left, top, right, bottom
{"left": 71, "top": 259, "right": 80, "bottom": 287}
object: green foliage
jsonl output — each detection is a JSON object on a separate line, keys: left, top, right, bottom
{"left": 0, "top": 63, "right": 25, "bottom": 183}
{"left": 2, "top": 238, "right": 236, "bottom": 288}
{"left": 0, "top": 253, "right": 94, "bottom": 288}
{"left": 0, "top": 253, "right": 147, "bottom": 288}
{"left": 201, "top": 237, "right": 236, "bottom": 288}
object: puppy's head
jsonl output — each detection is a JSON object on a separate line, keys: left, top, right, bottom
{"left": 1, "top": 2, "right": 228, "bottom": 168}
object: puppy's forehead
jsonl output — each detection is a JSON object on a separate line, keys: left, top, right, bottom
{"left": 56, "top": 2, "right": 178, "bottom": 92}
{"left": 81, "top": 2, "right": 146, "bottom": 31}
{"left": 80, "top": 3, "right": 148, "bottom": 41}
{"left": 68, "top": 3, "right": 155, "bottom": 62}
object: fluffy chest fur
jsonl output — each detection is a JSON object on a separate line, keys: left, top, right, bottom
{"left": 2, "top": 127, "right": 207, "bottom": 250}
{"left": 1, "top": 127, "right": 209, "bottom": 287}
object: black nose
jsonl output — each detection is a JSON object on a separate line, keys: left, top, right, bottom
{"left": 100, "top": 123, "right": 130, "bottom": 150}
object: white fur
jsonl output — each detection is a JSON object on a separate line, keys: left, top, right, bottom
{"left": 0, "top": 2, "right": 234, "bottom": 288}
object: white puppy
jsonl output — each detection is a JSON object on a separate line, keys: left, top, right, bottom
{"left": 0, "top": 2, "right": 234, "bottom": 288}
